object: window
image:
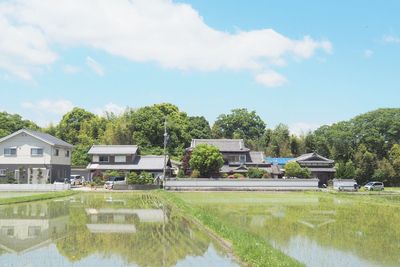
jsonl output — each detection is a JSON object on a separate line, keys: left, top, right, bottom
{"left": 1, "top": 226, "right": 14, "bottom": 237}
{"left": 65, "top": 150, "right": 70, "bottom": 157}
{"left": 4, "top": 148, "right": 17, "bottom": 156}
{"left": 54, "top": 149, "right": 59, "bottom": 156}
{"left": 239, "top": 155, "right": 246, "bottom": 163}
{"left": 0, "top": 169, "right": 6, "bottom": 177}
{"left": 31, "top": 148, "right": 43, "bottom": 156}
{"left": 115, "top": 155, "right": 126, "bottom": 163}
{"left": 99, "top": 155, "right": 109, "bottom": 163}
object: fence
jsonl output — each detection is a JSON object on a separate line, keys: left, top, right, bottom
{"left": 164, "top": 178, "right": 319, "bottom": 191}
{"left": 0, "top": 183, "right": 71, "bottom": 191}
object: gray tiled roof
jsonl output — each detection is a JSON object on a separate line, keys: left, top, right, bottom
{"left": 88, "top": 145, "right": 138, "bottom": 155}
{"left": 190, "top": 139, "right": 249, "bottom": 152}
{"left": 87, "top": 155, "right": 169, "bottom": 171}
{"left": 292, "top": 152, "right": 334, "bottom": 164}
{"left": 0, "top": 129, "right": 74, "bottom": 148}
{"left": 249, "top": 151, "right": 266, "bottom": 164}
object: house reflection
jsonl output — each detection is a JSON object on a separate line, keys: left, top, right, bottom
{"left": 85, "top": 208, "right": 167, "bottom": 234}
{"left": 0, "top": 201, "right": 69, "bottom": 254}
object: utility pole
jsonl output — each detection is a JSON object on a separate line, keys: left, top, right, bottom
{"left": 162, "top": 118, "right": 168, "bottom": 184}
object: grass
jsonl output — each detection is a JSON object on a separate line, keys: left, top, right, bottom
{"left": 0, "top": 190, "right": 76, "bottom": 205}
{"left": 159, "top": 190, "right": 303, "bottom": 267}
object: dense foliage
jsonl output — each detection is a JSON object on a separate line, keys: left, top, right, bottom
{"left": 0, "top": 112, "right": 39, "bottom": 138}
{"left": 285, "top": 162, "right": 311, "bottom": 178}
{"left": 189, "top": 144, "right": 224, "bottom": 177}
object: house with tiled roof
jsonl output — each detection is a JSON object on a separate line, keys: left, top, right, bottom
{"left": 186, "top": 139, "right": 271, "bottom": 175}
{"left": 86, "top": 145, "right": 171, "bottom": 179}
{"left": 290, "top": 152, "right": 336, "bottom": 186}
{"left": 0, "top": 129, "right": 73, "bottom": 183}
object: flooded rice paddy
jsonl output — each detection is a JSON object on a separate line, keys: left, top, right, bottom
{"left": 0, "top": 193, "right": 239, "bottom": 267}
{"left": 180, "top": 192, "right": 400, "bottom": 267}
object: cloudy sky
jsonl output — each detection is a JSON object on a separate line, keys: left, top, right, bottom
{"left": 1, "top": 0, "right": 400, "bottom": 134}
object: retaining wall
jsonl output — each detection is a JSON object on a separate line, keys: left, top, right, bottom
{"left": 0, "top": 184, "right": 71, "bottom": 191}
{"left": 164, "top": 178, "right": 319, "bottom": 191}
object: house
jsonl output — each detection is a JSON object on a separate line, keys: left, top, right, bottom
{"left": 265, "top": 157, "right": 294, "bottom": 178}
{"left": 0, "top": 129, "right": 73, "bottom": 184}
{"left": 290, "top": 152, "right": 335, "bottom": 186}
{"left": 86, "top": 145, "right": 171, "bottom": 179}
{"left": 185, "top": 139, "right": 271, "bottom": 175}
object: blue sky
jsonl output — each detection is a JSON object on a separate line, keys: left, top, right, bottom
{"left": 1, "top": 0, "right": 400, "bottom": 134}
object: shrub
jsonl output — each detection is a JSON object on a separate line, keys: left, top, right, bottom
{"left": 262, "top": 172, "right": 272, "bottom": 178}
{"left": 190, "top": 169, "right": 200, "bottom": 178}
{"left": 93, "top": 176, "right": 104, "bottom": 185}
{"left": 233, "top": 173, "right": 244, "bottom": 179}
{"left": 127, "top": 171, "right": 154, "bottom": 185}
{"left": 189, "top": 144, "right": 224, "bottom": 177}
{"left": 176, "top": 169, "right": 185, "bottom": 178}
{"left": 104, "top": 170, "right": 123, "bottom": 180}
{"left": 247, "top": 167, "right": 265, "bottom": 178}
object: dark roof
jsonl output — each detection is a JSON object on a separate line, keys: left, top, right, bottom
{"left": 190, "top": 139, "right": 250, "bottom": 152}
{"left": 88, "top": 145, "right": 138, "bottom": 155}
{"left": 0, "top": 129, "right": 73, "bottom": 148}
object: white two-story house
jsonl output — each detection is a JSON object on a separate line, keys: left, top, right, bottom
{"left": 0, "top": 129, "right": 73, "bottom": 184}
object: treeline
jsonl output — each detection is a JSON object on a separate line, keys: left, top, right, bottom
{"left": 1, "top": 106, "right": 400, "bottom": 185}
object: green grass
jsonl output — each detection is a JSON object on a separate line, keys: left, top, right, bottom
{"left": 159, "top": 190, "right": 303, "bottom": 267}
{"left": 0, "top": 191, "right": 76, "bottom": 205}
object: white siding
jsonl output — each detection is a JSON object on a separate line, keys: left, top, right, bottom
{"left": 50, "top": 147, "right": 71, "bottom": 165}
{"left": 0, "top": 132, "right": 70, "bottom": 166}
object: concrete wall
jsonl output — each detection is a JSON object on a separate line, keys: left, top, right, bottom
{"left": 164, "top": 178, "right": 319, "bottom": 191}
{"left": 0, "top": 183, "right": 70, "bottom": 191}
{"left": 333, "top": 179, "right": 357, "bottom": 190}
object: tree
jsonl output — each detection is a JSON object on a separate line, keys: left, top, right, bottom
{"left": 56, "top": 108, "right": 97, "bottom": 145}
{"left": 189, "top": 144, "right": 224, "bottom": 177}
{"left": 0, "top": 112, "right": 39, "bottom": 138}
{"left": 354, "top": 144, "right": 378, "bottom": 184}
{"left": 373, "top": 158, "right": 395, "bottom": 184}
{"left": 335, "top": 160, "right": 356, "bottom": 179}
{"left": 266, "top": 124, "right": 291, "bottom": 157}
{"left": 212, "top": 108, "right": 266, "bottom": 141}
{"left": 285, "top": 162, "right": 310, "bottom": 178}
{"left": 187, "top": 116, "right": 212, "bottom": 139}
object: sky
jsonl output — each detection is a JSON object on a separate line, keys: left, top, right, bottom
{"left": 1, "top": 0, "right": 400, "bottom": 135}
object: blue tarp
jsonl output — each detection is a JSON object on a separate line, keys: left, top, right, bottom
{"left": 265, "top": 157, "right": 294, "bottom": 166}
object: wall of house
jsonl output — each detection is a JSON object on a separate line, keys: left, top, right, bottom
{"left": 50, "top": 146, "right": 71, "bottom": 166}
{"left": 0, "top": 133, "right": 52, "bottom": 165}
{"left": 91, "top": 154, "right": 134, "bottom": 164}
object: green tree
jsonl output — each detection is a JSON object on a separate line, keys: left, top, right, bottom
{"left": 187, "top": 116, "right": 212, "bottom": 139}
{"left": 189, "top": 144, "right": 224, "bottom": 177}
{"left": 285, "top": 162, "right": 310, "bottom": 178}
{"left": 266, "top": 124, "right": 291, "bottom": 157}
{"left": 212, "top": 108, "right": 266, "bottom": 141}
{"left": 0, "top": 112, "right": 39, "bottom": 138}
{"left": 373, "top": 158, "right": 395, "bottom": 184}
{"left": 335, "top": 160, "right": 356, "bottom": 179}
{"left": 354, "top": 145, "right": 378, "bottom": 184}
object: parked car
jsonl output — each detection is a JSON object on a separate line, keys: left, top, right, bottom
{"left": 364, "top": 181, "right": 384, "bottom": 191}
{"left": 70, "top": 175, "right": 82, "bottom": 185}
{"left": 104, "top": 176, "right": 126, "bottom": 189}
{"left": 53, "top": 178, "right": 70, "bottom": 184}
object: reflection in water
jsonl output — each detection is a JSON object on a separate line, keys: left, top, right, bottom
{"left": 196, "top": 195, "right": 400, "bottom": 267}
{"left": 0, "top": 194, "right": 239, "bottom": 267}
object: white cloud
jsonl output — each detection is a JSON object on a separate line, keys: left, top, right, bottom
{"left": 383, "top": 34, "right": 400, "bottom": 44}
{"left": 255, "top": 70, "right": 287, "bottom": 87}
{"left": 289, "top": 122, "right": 323, "bottom": 136}
{"left": 86, "top": 56, "right": 104, "bottom": 76}
{"left": 63, "top": 64, "right": 80, "bottom": 74}
{"left": 21, "top": 99, "right": 74, "bottom": 115}
{"left": 363, "top": 49, "right": 373, "bottom": 58}
{"left": 0, "top": 0, "right": 332, "bottom": 85}
{"left": 94, "top": 102, "right": 125, "bottom": 116}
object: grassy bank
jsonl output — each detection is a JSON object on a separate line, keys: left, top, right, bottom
{"left": 0, "top": 191, "right": 76, "bottom": 205}
{"left": 159, "top": 191, "right": 303, "bottom": 267}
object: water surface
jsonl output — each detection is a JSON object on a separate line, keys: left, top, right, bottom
{"left": 0, "top": 193, "right": 239, "bottom": 267}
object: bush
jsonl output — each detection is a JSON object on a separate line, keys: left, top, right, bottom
{"left": 104, "top": 170, "right": 123, "bottom": 180}
{"left": 127, "top": 172, "right": 154, "bottom": 185}
{"left": 263, "top": 172, "right": 271, "bottom": 178}
{"left": 247, "top": 167, "right": 265, "bottom": 178}
{"left": 176, "top": 169, "right": 185, "bottom": 178}
{"left": 233, "top": 173, "right": 245, "bottom": 179}
{"left": 190, "top": 169, "right": 200, "bottom": 178}
{"left": 93, "top": 176, "right": 104, "bottom": 185}
{"left": 189, "top": 144, "right": 224, "bottom": 177}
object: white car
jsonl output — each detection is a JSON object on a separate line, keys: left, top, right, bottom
{"left": 70, "top": 175, "right": 83, "bottom": 185}
{"left": 364, "top": 181, "right": 384, "bottom": 191}
{"left": 104, "top": 176, "right": 126, "bottom": 189}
